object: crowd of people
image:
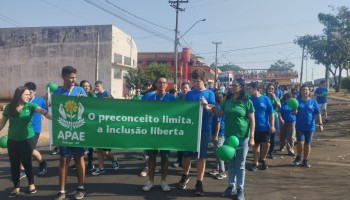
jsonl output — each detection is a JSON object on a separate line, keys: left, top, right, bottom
{"left": 0, "top": 65, "right": 326, "bottom": 200}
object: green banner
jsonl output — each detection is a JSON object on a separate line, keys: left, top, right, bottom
{"left": 51, "top": 95, "right": 202, "bottom": 151}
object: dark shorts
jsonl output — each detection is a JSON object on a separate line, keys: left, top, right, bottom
{"left": 33, "top": 133, "right": 40, "bottom": 147}
{"left": 59, "top": 146, "right": 89, "bottom": 157}
{"left": 254, "top": 131, "right": 270, "bottom": 144}
{"left": 296, "top": 130, "right": 314, "bottom": 145}
{"left": 97, "top": 148, "right": 111, "bottom": 151}
{"left": 145, "top": 150, "right": 170, "bottom": 158}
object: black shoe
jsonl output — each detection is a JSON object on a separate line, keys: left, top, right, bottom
{"left": 261, "top": 160, "right": 268, "bottom": 170}
{"left": 268, "top": 152, "right": 275, "bottom": 159}
{"left": 250, "top": 164, "right": 259, "bottom": 171}
{"left": 194, "top": 181, "right": 204, "bottom": 196}
{"left": 87, "top": 162, "right": 95, "bottom": 171}
{"left": 51, "top": 147, "right": 59, "bottom": 155}
{"left": 178, "top": 175, "right": 190, "bottom": 189}
{"left": 293, "top": 156, "right": 302, "bottom": 165}
{"left": 38, "top": 161, "right": 48, "bottom": 176}
{"left": 8, "top": 190, "right": 20, "bottom": 198}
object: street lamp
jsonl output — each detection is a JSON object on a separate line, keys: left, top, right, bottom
{"left": 174, "top": 19, "right": 206, "bottom": 89}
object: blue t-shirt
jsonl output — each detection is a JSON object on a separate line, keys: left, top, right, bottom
{"left": 250, "top": 95, "right": 273, "bottom": 132}
{"left": 142, "top": 92, "right": 176, "bottom": 101}
{"left": 278, "top": 101, "right": 296, "bottom": 123}
{"left": 53, "top": 86, "right": 87, "bottom": 97}
{"left": 275, "top": 88, "right": 283, "bottom": 99}
{"left": 296, "top": 98, "right": 320, "bottom": 132}
{"left": 30, "top": 96, "right": 48, "bottom": 134}
{"left": 211, "top": 105, "right": 225, "bottom": 137}
{"left": 96, "top": 90, "right": 110, "bottom": 98}
{"left": 185, "top": 89, "right": 215, "bottom": 131}
{"left": 314, "top": 87, "right": 327, "bottom": 104}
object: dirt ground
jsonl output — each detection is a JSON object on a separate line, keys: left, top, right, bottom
{"left": 0, "top": 95, "right": 349, "bottom": 200}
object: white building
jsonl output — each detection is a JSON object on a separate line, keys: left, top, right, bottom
{"left": 0, "top": 24, "right": 138, "bottom": 99}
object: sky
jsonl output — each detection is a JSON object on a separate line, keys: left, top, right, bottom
{"left": 0, "top": 0, "right": 348, "bottom": 82}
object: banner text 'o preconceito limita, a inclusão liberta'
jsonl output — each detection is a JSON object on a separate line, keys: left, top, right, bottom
{"left": 50, "top": 95, "right": 203, "bottom": 152}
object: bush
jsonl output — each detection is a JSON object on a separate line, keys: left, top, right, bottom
{"left": 341, "top": 77, "right": 350, "bottom": 91}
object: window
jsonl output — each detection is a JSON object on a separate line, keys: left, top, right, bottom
{"left": 124, "top": 56, "right": 131, "bottom": 66}
{"left": 114, "top": 53, "right": 122, "bottom": 64}
{"left": 114, "top": 68, "right": 122, "bottom": 79}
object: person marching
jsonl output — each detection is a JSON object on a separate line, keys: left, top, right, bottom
{"left": 141, "top": 75, "right": 176, "bottom": 192}
{"left": 0, "top": 86, "right": 52, "bottom": 197}
{"left": 293, "top": 85, "right": 323, "bottom": 168}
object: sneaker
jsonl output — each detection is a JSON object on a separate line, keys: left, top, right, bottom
{"left": 303, "top": 159, "right": 311, "bottom": 168}
{"left": 250, "top": 164, "right": 259, "bottom": 171}
{"left": 51, "top": 147, "right": 59, "bottom": 155}
{"left": 92, "top": 168, "right": 105, "bottom": 176}
{"left": 288, "top": 151, "right": 296, "bottom": 157}
{"left": 74, "top": 188, "right": 86, "bottom": 200}
{"left": 54, "top": 192, "right": 66, "bottom": 200}
{"left": 87, "top": 162, "right": 95, "bottom": 171}
{"left": 178, "top": 175, "right": 190, "bottom": 189}
{"left": 237, "top": 189, "right": 245, "bottom": 200}
{"left": 268, "top": 152, "right": 275, "bottom": 159}
{"left": 194, "top": 181, "right": 204, "bottom": 196}
{"left": 215, "top": 172, "right": 227, "bottom": 180}
{"left": 140, "top": 167, "right": 148, "bottom": 177}
{"left": 293, "top": 156, "right": 302, "bottom": 166}
{"left": 142, "top": 180, "right": 154, "bottom": 192}
{"left": 160, "top": 180, "right": 171, "bottom": 192}
{"left": 207, "top": 169, "right": 219, "bottom": 176}
{"left": 38, "top": 161, "right": 48, "bottom": 176}
{"left": 261, "top": 160, "right": 268, "bottom": 170}
{"left": 70, "top": 164, "right": 76, "bottom": 170}
{"left": 112, "top": 160, "right": 119, "bottom": 170}
{"left": 20, "top": 171, "right": 26, "bottom": 179}
{"left": 172, "top": 162, "right": 180, "bottom": 168}
{"left": 279, "top": 147, "right": 285, "bottom": 152}
{"left": 222, "top": 186, "right": 234, "bottom": 197}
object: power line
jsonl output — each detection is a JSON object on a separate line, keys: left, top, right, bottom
{"left": 104, "top": 0, "right": 172, "bottom": 31}
{"left": 199, "top": 42, "right": 294, "bottom": 55}
{"left": 0, "top": 14, "right": 25, "bottom": 27}
{"left": 84, "top": 0, "right": 174, "bottom": 42}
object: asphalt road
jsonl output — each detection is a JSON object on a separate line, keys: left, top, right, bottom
{"left": 0, "top": 98, "right": 350, "bottom": 200}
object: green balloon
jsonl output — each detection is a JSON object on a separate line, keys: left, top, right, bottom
{"left": 321, "top": 92, "right": 328, "bottom": 97}
{"left": 0, "top": 135, "right": 8, "bottom": 148}
{"left": 287, "top": 98, "right": 299, "bottom": 109}
{"left": 217, "top": 145, "right": 236, "bottom": 161}
{"left": 47, "top": 82, "right": 58, "bottom": 92}
{"left": 227, "top": 135, "right": 239, "bottom": 148}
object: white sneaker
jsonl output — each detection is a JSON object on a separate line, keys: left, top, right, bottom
{"left": 160, "top": 180, "right": 171, "bottom": 192}
{"left": 142, "top": 180, "right": 154, "bottom": 191}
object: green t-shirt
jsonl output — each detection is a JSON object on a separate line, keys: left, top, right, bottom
{"left": 132, "top": 95, "right": 143, "bottom": 100}
{"left": 269, "top": 97, "right": 281, "bottom": 117}
{"left": 3, "top": 102, "right": 37, "bottom": 141}
{"left": 221, "top": 99, "right": 254, "bottom": 138}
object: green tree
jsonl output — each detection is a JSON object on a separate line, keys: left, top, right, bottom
{"left": 268, "top": 59, "right": 295, "bottom": 72}
{"left": 144, "top": 63, "right": 174, "bottom": 82}
{"left": 295, "top": 6, "right": 350, "bottom": 92}
{"left": 124, "top": 65, "right": 148, "bottom": 90}
{"left": 218, "top": 64, "right": 245, "bottom": 72}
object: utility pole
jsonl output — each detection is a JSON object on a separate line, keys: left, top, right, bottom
{"left": 299, "top": 45, "right": 305, "bottom": 87}
{"left": 305, "top": 54, "right": 308, "bottom": 82}
{"left": 169, "top": 0, "right": 188, "bottom": 90}
{"left": 95, "top": 32, "right": 100, "bottom": 82}
{"left": 311, "top": 68, "right": 314, "bottom": 83}
{"left": 213, "top": 41, "right": 222, "bottom": 89}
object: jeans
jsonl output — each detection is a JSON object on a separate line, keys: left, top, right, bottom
{"left": 227, "top": 137, "right": 248, "bottom": 190}
{"left": 213, "top": 136, "right": 225, "bottom": 172}
{"left": 269, "top": 118, "right": 280, "bottom": 154}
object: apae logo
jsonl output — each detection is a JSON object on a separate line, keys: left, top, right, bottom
{"left": 58, "top": 100, "right": 85, "bottom": 130}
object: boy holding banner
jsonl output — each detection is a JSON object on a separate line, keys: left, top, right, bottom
{"left": 177, "top": 69, "right": 215, "bottom": 196}
{"left": 141, "top": 75, "right": 176, "bottom": 192}
{"left": 53, "top": 66, "right": 88, "bottom": 200}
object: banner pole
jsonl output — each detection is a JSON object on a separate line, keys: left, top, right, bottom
{"left": 48, "top": 87, "right": 53, "bottom": 151}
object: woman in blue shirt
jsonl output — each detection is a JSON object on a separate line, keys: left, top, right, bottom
{"left": 294, "top": 85, "right": 323, "bottom": 168}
